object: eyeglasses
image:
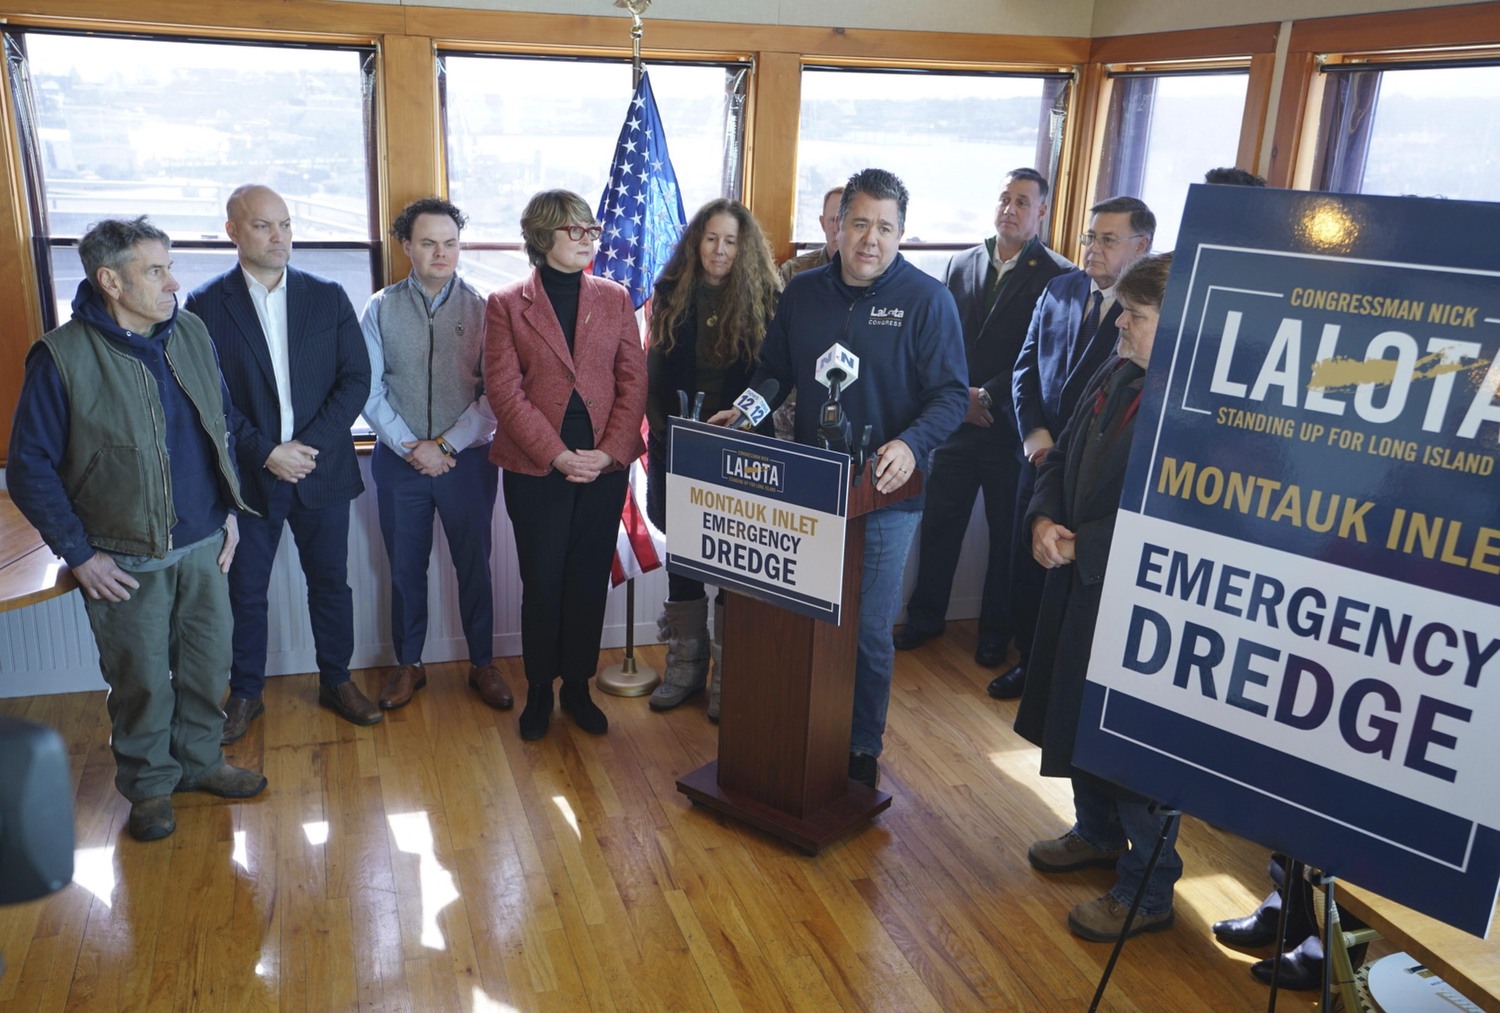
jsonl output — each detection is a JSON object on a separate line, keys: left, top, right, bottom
{"left": 555, "top": 224, "right": 604, "bottom": 241}
{"left": 1079, "top": 232, "right": 1144, "bottom": 249}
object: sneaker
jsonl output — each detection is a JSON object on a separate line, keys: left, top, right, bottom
{"left": 1068, "top": 893, "right": 1174, "bottom": 942}
{"left": 128, "top": 795, "right": 176, "bottom": 841}
{"left": 1028, "top": 829, "right": 1128, "bottom": 872}
{"left": 848, "top": 752, "right": 880, "bottom": 789}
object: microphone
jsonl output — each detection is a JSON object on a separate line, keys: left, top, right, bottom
{"left": 814, "top": 343, "right": 860, "bottom": 396}
{"left": 815, "top": 343, "right": 860, "bottom": 455}
{"left": 728, "top": 378, "right": 780, "bottom": 431}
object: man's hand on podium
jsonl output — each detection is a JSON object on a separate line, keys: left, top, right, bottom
{"left": 873, "top": 439, "right": 915, "bottom": 494}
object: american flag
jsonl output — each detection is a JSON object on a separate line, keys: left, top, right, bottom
{"left": 597, "top": 69, "right": 682, "bottom": 583}
{"left": 592, "top": 70, "right": 686, "bottom": 309}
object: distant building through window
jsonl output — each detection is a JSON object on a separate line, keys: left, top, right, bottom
{"left": 8, "top": 30, "right": 378, "bottom": 327}
{"left": 793, "top": 66, "right": 1071, "bottom": 279}
{"left": 440, "top": 53, "right": 748, "bottom": 293}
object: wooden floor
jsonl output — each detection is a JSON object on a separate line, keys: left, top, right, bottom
{"left": 0, "top": 621, "right": 1363, "bottom": 1012}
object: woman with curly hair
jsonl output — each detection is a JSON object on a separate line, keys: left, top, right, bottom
{"left": 644, "top": 198, "right": 781, "bottom": 718}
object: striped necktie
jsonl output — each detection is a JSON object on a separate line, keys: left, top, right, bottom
{"left": 1071, "top": 289, "right": 1103, "bottom": 370}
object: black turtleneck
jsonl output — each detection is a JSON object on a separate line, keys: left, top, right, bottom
{"left": 539, "top": 262, "right": 582, "bottom": 352}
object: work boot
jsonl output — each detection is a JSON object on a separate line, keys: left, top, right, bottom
{"left": 707, "top": 600, "right": 726, "bottom": 722}
{"left": 650, "top": 597, "right": 709, "bottom": 711}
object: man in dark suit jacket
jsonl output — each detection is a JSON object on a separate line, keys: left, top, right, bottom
{"left": 185, "top": 184, "right": 381, "bottom": 738}
{"left": 894, "top": 168, "right": 1072, "bottom": 675}
{"left": 1005, "top": 195, "right": 1154, "bottom": 698}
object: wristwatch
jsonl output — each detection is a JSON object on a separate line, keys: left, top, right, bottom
{"left": 437, "top": 437, "right": 457, "bottom": 458}
{"left": 976, "top": 388, "right": 994, "bottom": 410}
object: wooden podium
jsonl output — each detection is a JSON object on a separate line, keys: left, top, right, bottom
{"left": 676, "top": 461, "right": 921, "bottom": 854}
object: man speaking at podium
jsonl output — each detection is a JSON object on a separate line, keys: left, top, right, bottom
{"left": 725, "top": 168, "right": 967, "bottom": 788}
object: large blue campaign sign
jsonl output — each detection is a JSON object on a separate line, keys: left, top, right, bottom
{"left": 1073, "top": 185, "right": 1500, "bottom": 936}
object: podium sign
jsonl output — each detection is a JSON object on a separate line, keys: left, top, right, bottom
{"left": 664, "top": 419, "right": 851, "bottom": 623}
{"left": 1073, "top": 186, "right": 1500, "bottom": 936}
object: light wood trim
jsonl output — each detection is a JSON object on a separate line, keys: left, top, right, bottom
{"left": 405, "top": 7, "right": 1090, "bottom": 65}
{"left": 743, "top": 51, "right": 801, "bottom": 261}
{"left": 1089, "top": 22, "right": 1279, "bottom": 64}
{"left": 1264, "top": 50, "right": 1320, "bottom": 189}
{"left": 1236, "top": 51, "right": 1278, "bottom": 175}
{"left": 1286, "top": 1, "right": 1500, "bottom": 55}
{"left": 376, "top": 33, "right": 442, "bottom": 286}
{"left": 0, "top": 43, "right": 43, "bottom": 457}
{"left": 1055, "top": 60, "right": 1108, "bottom": 263}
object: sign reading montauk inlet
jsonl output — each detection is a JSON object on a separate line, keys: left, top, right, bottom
{"left": 664, "top": 419, "right": 851, "bottom": 623}
{"left": 1072, "top": 185, "right": 1500, "bottom": 936}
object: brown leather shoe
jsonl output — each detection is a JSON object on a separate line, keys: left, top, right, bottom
{"left": 318, "top": 680, "right": 384, "bottom": 726}
{"left": 221, "top": 695, "right": 264, "bottom": 744}
{"left": 468, "top": 661, "right": 514, "bottom": 710}
{"left": 379, "top": 663, "right": 427, "bottom": 710}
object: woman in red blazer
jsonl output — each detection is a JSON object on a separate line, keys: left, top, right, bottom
{"left": 484, "top": 189, "right": 647, "bottom": 740}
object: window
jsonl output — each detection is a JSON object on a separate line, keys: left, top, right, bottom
{"left": 1094, "top": 69, "right": 1250, "bottom": 251}
{"left": 794, "top": 66, "right": 1071, "bottom": 278}
{"left": 1313, "top": 60, "right": 1500, "bottom": 201}
{"left": 440, "top": 54, "right": 748, "bottom": 292}
{"left": 7, "top": 30, "right": 379, "bottom": 328}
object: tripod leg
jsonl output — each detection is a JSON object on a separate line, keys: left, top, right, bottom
{"left": 1087, "top": 808, "right": 1181, "bottom": 1013}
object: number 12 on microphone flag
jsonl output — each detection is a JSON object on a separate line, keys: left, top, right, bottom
{"left": 592, "top": 70, "right": 686, "bottom": 310}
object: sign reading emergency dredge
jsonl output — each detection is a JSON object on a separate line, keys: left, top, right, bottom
{"left": 664, "top": 419, "right": 851, "bottom": 623}
{"left": 1073, "top": 186, "right": 1500, "bottom": 936}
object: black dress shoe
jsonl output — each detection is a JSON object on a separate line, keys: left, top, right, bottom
{"left": 974, "top": 642, "right": 1006, "bottom": 667}
{"left": 893, "top": 625, "right": 940, "bottom": 650}
{"left": 560, "top": 682, "right": 608, "bottom": 735}
{"left": 1251, "top": 949, "right": 1323, "bottom": 991}
{"left": 520, "top": 683, "right": 553, "bottom": 741}
{"left": 986, "top": 664, "right": 1025, "bottom": 699}
{"left": 1213, "top": 910, "right": 1278, "bottom": 948}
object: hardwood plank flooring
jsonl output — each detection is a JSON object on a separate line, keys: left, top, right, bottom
{"left": 0, "top": 622, "right": 1366, "bottom": 1011}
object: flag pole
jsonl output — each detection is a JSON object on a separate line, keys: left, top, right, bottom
{"left": 599, "top": 0, "right": 661, "bottom": 698}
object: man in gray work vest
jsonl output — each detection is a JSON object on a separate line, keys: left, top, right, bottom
{"left": 360, "top": 197, "right": 510, "bottom": 712}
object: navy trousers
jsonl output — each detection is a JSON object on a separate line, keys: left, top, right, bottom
{"left": 372, "top": 442, "right": 498, "bottom": 666}
{"left": 228, "top": 481, "right": 355, "bottom": 699}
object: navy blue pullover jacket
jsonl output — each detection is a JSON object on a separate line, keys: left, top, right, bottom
{"left": 753, "top": 252, "right": 968, "bottom": 509}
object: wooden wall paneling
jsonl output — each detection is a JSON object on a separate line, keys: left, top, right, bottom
{"left": 405, "top": 7, "right": 1089, "bottom": 67}
{"left": 377, "top": 33, "right": 443, "bottom": 285}
{"left": 743, "top": 51, "right": 802, "bottom": 261}
{"left": 1285, "top": 1, "right": 1500, "bottom": 54}
{"left": 1236, "top": 51, "right": 1278, "bottom": 175}
{"left": 0, "top": 48, "right": 43, "bottom": 459}
{"left": 1088, "top": 21, "right": 1279, "bottom": 64}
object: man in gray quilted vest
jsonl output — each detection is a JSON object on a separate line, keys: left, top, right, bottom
{"left": 6, "top": 216, "right": 268, "bottom": 841}
{"left": 360, "top": 197, "right": 509, "bottom": 713}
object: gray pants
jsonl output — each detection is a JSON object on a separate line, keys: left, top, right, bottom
{"left": 82, "top": 536, "right": 231, "bottom": 801}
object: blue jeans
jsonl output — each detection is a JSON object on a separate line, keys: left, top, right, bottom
{"left": 850, "top": 506, "right": 922, "bottom": 758}
{"left": 1073, "top": 777, "right": 1182, "bottom": 917}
